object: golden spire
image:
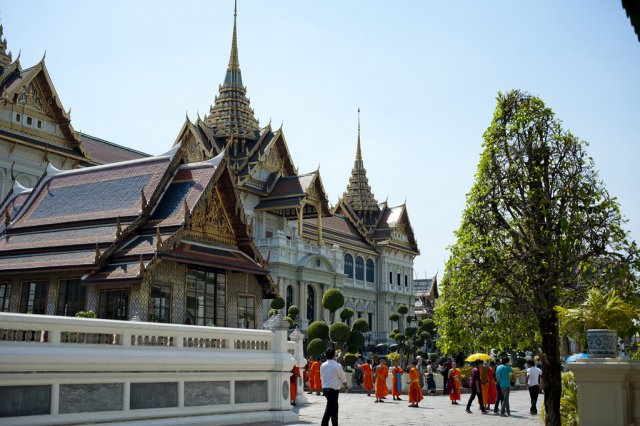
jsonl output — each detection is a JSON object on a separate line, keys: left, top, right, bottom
{"left": 356, "top": 107, "right": 362, "bottom": 161}
{"left": 228, "top": 0, "right": 239, "bottom": 70}
{"left": 0, "top": 23, "right": 13, "bottom": 68}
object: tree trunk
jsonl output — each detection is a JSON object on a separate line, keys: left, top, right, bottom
{"left": 539, "top": 309, "right": 561, "bottom": 426}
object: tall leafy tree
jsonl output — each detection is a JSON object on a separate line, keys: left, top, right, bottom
{"left": 435, "top": 90, "right": 638, "bottom": 425}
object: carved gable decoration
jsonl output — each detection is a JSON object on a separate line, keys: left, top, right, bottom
{"left": 184, "top": 135, "right": 204, "bottom": 163}
{"left": 261, "top": 144, "right": 283, "bottom": 174}
{"left": 188, "top": 188, "right": 236, "bottom": 245}
{"left": 16, "top": 79, "right": 57, "bottom": 119}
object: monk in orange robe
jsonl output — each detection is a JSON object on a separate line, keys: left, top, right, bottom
{"left": 391, "top": 360, "right": 404, "bottom": 400}
{"left": 374, "top": 358, "right": 389, "bottom": 403}
{"left": 407, "top": 359, "right": 424, "bottom": 407}
{"left": 309, "top": 357, "right": 322, "bottom": 395}
{"left": 448, "top": 361, "right": 462, "bottom": 404}
{"left": 487, "top": 361, "right": 498, "bottom": 410}
{"left": 290, "top": 364, "right": 300, "bottom": 405}
{"left": 361, "top": 359, "right": 374, "bottom": 396}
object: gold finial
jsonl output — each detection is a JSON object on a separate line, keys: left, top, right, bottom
{"left": 156, "top": 226, "right": 162, "bottom": 249}
{"left": 356, "top": 107, "right": 362, "bottom": 161}
{"left": 228, "top": 0, "right": 240, "bottom": 69}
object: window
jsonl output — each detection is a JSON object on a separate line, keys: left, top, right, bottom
{"left": 238, "top": 295, "right": 255, "bottom": 329}
{"left": 15, "top": 113, "right": 21, "bottom": 122}
{"left": 286, "top": 285, "right": 293, "bottom": 312}
{"left": 26, "top": 116, "right": 33, "bottom": 126}
{"left": 397, "top": 273, "right": 401, "bottom": 286}
{"left": 368, "top": 313, "right": 373, "bottom": 331}
{"left": 20, "top": 282, "right": 47, "bottom": 314}
{"left": 0, "top": 283, "right": 11, "bottom": 312}
{"left": 355, "top": 256, "right": 364, "bottom": 281}
{"left": 150, "top": 284, "right": 171, "bottom": 323}
{"left": 405, "top": 275, "right": 408, "bottom": 287}
{"left": 389, "top": 271, "right": 393, "bottom": 284}
{"left": 98, "top": 290, "right": 129, "bottom": 320}
{"left": 306, "top": 285, "right": 315, "bottom": 322}
{"left": 346, "top": 315, "right": 351, "bottom": 327}
{"left": 186, "top": 267, "right": 226, "bottom": 326}
{"left": 37, "top": 120, "right": 42, "bottom": 129}
{"left": 366, "top": 259, "right": 374, "bottom": 283}
{"left": 344, "top": 254, "right": 354, "bottom": 278}
{"left": 57, "top": 279, "right": 86, "bottom": 316}
{"left": 357, "top": 311, "right": 363, "bottom": 319}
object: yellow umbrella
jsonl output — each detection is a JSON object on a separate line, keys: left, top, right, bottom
{"left": 465, "top": 353, "right": 492, "bottom": 362}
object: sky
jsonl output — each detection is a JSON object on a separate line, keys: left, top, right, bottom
{"left": 2, "top": 1, "right": 639, "bottom": 280}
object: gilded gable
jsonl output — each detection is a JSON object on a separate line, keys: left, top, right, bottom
{"left": 188, "top": 187, "right": 236, "bottom": 245}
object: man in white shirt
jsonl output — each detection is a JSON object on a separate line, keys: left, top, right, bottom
{"left": 526, "top": 360, "right": 542, "bottom": 415}
{"left": 320, "top": 348, "right": 348, "bottom": 426}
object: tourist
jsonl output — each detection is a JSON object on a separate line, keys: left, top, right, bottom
{"left": 487, "top": 360, "right": 498, "bottom": 410}
{"left": 425, "top": 360, "right": 437, "bottom": 395}
{"left": 374, "top": 358, "right": 389, "bottom": 403}
{"left": 526, "top": 360, "right": 542, "bottom": 415}
{"left": 440, "top": 357, "right": 452, "bottom": 395}
{"left": 309, "top": 356, "right": 322, "bottom": 395}
{"left": 493, "top": 358, "right": 503, "bottom": 414}
{"left": 354, "top": 355, "right": 364, "bottom": 389}
{"left": 495, "top": 357, "right": 514, "bottom": 417}
{"left": 465, "top": 359, "right": 487, "bottom": 414}
{"left": 320, "top": 348, "right": 348, "bottom": 426}
{"left": 447, "top": 361, "right": 462, "bottom": 405}
{"left": 391, "top": 360, "right": 404, "bottom": 400}
{"left": 479, "top": 361, "right": 489, "bottom": 410}
{"left": 361, "top": 359, "right": 374, "bottom": 396}
{"left": 415, "top": 355, "right": 425, "bottom": 389}
{"left": 407, "top": 359, "right": 424, "bottom": 408}
{"left": 290, "top": 364, "right": 300, "bottom": 406}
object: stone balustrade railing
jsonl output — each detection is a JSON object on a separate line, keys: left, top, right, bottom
{"left": 0, "top": 313, "right": 297, "bottom": 426}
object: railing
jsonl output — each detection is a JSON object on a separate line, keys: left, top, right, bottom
{"left": 0, "top": 313, "right": 296, "bottom": 426}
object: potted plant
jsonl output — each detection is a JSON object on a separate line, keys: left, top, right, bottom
{"left": 556, "top": 287, "right": 638, "bottom": 358}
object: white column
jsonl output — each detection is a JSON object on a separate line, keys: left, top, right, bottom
{"left": 289, "top": 328, "right": 308, "bottom": 405}
{"left": 267, "top": 311, "right": 295, "bottom": 412}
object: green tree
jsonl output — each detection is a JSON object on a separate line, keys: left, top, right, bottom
{"left": 340, "top": 308, "right": 354, "bottom": 322}
{"left": 270, "top": 296, "right": 285, "bottom": 311}
{"left": 434, "top": 90, "right": 639, "bottom": 425}
{"left": 322, "top": 288, "right": 345, "bottom": 323}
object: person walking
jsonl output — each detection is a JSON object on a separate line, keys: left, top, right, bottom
{"left": 353, "top": 355, "right": 364, "bottom": 389}
{"left": 440, "top": 358, "right": 452, "bottom": 396}
{"left": 425, "top": 360, "right": 437, "bottom": 395}
{"left": 320, "top": 348, "right": 348, "bottom": 426}
{"left": 493, "top": 358, "right": 503, "bottom": 414}
{"left": 447, "top": 361, "right": 462, "bottom": 405}
{"left": 465, "top": 360, "right": 487, "bottom": 414}
{"left": 391, "top": 360, "right": 404, "bottom": 401}
{"left": 374, "top": 358, "right": 389, "bottom": 403}
{"left": 495, "top": 357, "right": 514, "bottom": 417}
{"left": 361, "top": 359, "right": 374, "bottom": 396}
{"left": 407, "top": 359, "right": 424, "bottom": 408}
{"left": 309, "top": 356, "right": 322, "bottom": 395}
{"left": 526, "top": 360, "right": 542, "bottom": 415}
{"left": 487, "top": 361, "right": 498, "bottom": 410}
{"left": 290, "top": 364, "right": 300, "bottom": 406}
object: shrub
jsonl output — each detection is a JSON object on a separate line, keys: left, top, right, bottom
{"left": 397, "top": 304, "right": 409, "bottom": 315}
{"left": 352, "top": 318, "right": 369, "bottom": 333}
{"left": 541, "top": 371, "right": 578, "bottom": 426}
{"left": 389, "top": 313, "right": 400, "bottom": 322}
{"left": 347, "top": 330, "right": 365, "bottom": 352}
{"left": 307, "top": 338, "right": 327, "bottom": 356}
{"left": 340, "top": 308, "right": 354, "bottom": 321}
{"left": 322, "top": 288, "right": 345, "bottom": 318}
{"left": 308, "top": 321, "right": 329, "bottom": 341}
{"left": 268, "top": 309, "right": 277, "bottom": 318}
{"left": 270, "top": 297, "right": 285, "bottom": 310}
{"left": 388, "top": 352, "right": 400, "bottom": 363}
{"left": 287, "top": 305, "right": 300, "bottom": 318}
{"left": 329, "top": 322, "right": 351, "bottom": 346}
{"left": 344, "top": 353, "right": 357, "bottom": 368}
{"left": 75, "top": 310, "right": 96, "bottom": 318}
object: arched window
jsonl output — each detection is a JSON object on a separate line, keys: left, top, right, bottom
{"left": 366, "top": 259, "right": 374, "bottom": 283}
{"left": 355, "top": 256, "right": 364, "bottom": 281}
{"left": 286, "top": 285, "right": 293, "bottom": 312}
{"left": 344, "top": 254, "right": 354, "bottom": 278}
{"left": 389, "top": 271, "right": 393, "bottom": 284}
{"left": 307, "top": 285, "right": 315, "bottom": 322}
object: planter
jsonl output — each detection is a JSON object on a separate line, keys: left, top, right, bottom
{"left": 587, "top": 329, "right": 618, "bottom": 358}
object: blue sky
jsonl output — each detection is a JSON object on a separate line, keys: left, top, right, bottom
{"left": 3, "top": 1, "right": 639, "bottom": 279}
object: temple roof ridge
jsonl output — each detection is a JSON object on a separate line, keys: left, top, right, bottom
{"left": 0, "top": 23, "right": 13, "bottom": 68}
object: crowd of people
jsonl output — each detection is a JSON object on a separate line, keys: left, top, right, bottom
{"left": 293, "top": 350, "right": 544, "bottom": 426}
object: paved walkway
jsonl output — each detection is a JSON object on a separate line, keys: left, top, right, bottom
{"left": 287, "top": 389, "right": 541, "bottom": 425}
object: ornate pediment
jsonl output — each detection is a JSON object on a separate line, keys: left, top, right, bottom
{"left": 261, "top": 144, "right": 282, "bottom": 173}
{"left": 184, "top": 135, "right": 205, "bottom": 163}
{"left": 16, "top": 81, "right": 53, "bottom": 115}
{"left": 187, "top": 188, "right": 236, "bottom": 245}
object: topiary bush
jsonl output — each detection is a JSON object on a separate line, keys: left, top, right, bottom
{"left": 340, "top": 308, "right": 354, "bottom": 322}
{"left": 347, "top": 330, "right": 365, "bottom": 352}
{"left": 308, "top": 321, "right": 329, "bottom": 341}
{"left": 329, "top": 322, "right": 351, "bottom": 346}
{"left": 288, "top": 305, "right": 300, "bottom": 318}
{"left": 268, "top": 309, "right": 277, "bottom": 318}
{"left": 307, "top": 338, "right": 327, "bottom": 356}
{"left": 352, "top": 318, "right": 369, "bottom": 333}
{"left": 344, "top": 353, "right": 358, "bottom": 368}
{"left": 397, "top": 304, "right": 409, "bottom": 315}
{"left": 270, "top": 297, "right": 285, "bottom": 310}
{"left": 322, "top": 288, "right": 345, "bottom": 321}
{"left": 75, "top": 310, "right": 96, "bottom": 318}
{"left": 389, "top": 312, "right": 400, "bottom": 322}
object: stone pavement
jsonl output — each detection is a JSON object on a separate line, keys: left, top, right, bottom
{"left": 286, "top": 389, "right": 541, "bottom": 426}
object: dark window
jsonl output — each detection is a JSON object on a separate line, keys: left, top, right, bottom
{"left": 355, "top": 256, "right": 364, "bottom": 280}
{"left": 389, "top": 272, "right": 393, "bottom": 284}
{"left": 20, "top": 282, "right": 47, "bottom": 314}
{"left": 98, "top": 290, "right": 129, "bottom": 320}
{"left": 26, "top": 116, "right": 33, "bottom": 126}
{"left": 357, "top": 311, "right": 363, "bottom": 319}
{"left": 238, "top": 295, "right": 255, "bottom": 329}
{"left": 368, "top": 313, "right": 373, "bottom": 331}
{"left": 37, "top": 120, "right": 42, "bottom": 129}
{"left": 366, "top": 259, "right": 374, "bottom": 283}
{"left": 0, "top": 283, "right": 11, "bottom": 311}
{"left": 57, "top": 279, "right": 86, "bottom": 316}
{"left": 15, "top": 113, "right": 21, "bottom": 122}
{"left": 186, "top": 267, "right": 226, "bottom": 326}
{"left": 344, "top": 254, "right": 354, "bottom": 278}
{"left": 286, "top": 285, "right": 293, "bottom": 312}
{"left": 150, "top": 284, "right": 171, "bottom": 323}
{"left": 307, "top": 285, "right": 315, "bottom": 322}
{"left": 405, "top": 275, "right": 408, "bottom": 287}
{"left": 397, "top": 273, "right": 401, "bottom": 286}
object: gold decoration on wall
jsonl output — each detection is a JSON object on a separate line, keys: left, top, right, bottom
{"left": 188, "top": 188, "right": 236, "bottom": 245}
{"left": 184, "top": 136, "right": 204, "bottom": 163}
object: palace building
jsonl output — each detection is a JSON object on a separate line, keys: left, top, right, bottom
{"left": 0, "top": 3, "right": 419, "bottom": 342}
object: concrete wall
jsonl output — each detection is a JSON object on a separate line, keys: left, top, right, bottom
{"left": 0, "top": 312, "right": 297, "bottom": 425}
{"left": 568, "top": 359, "right": 640, "bottom": 426}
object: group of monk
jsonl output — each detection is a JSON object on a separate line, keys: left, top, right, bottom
{"left": 358, "top": 357, "right": 424, "bottom": 407}
{"left": 446, "top": 360, "right": 498, "bottom": 410}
